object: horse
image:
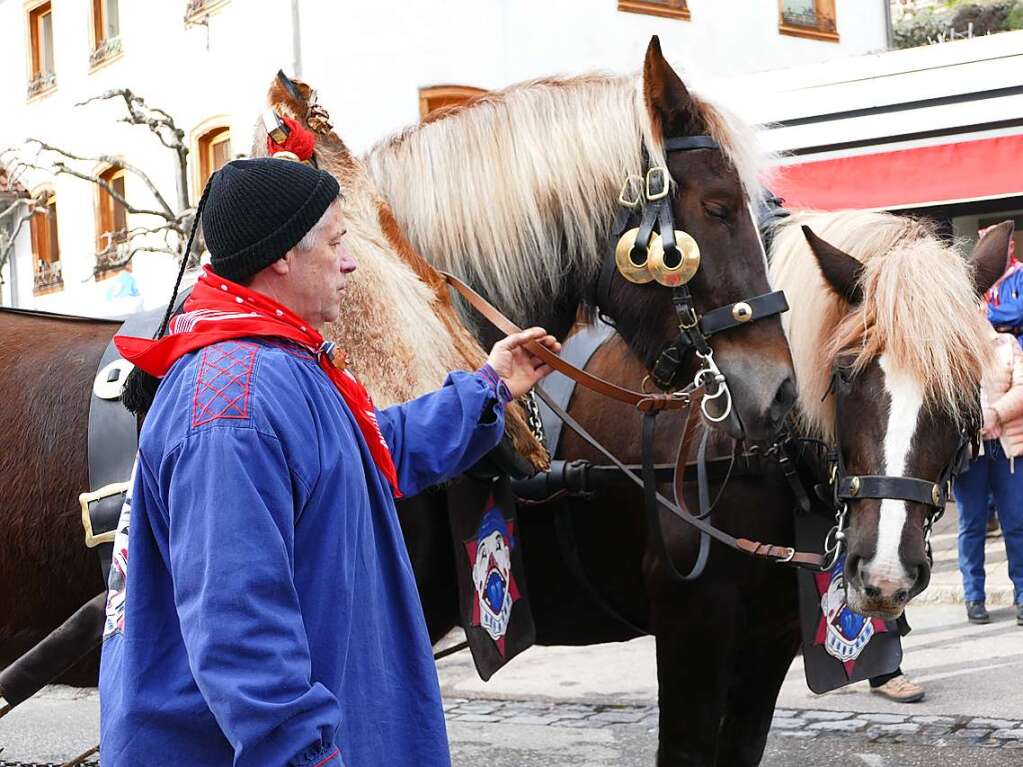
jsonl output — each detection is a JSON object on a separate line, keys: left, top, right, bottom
{"left": 523, "top": 210, "right": 1008, "bottom": 766}
{"left": 363, "top": 38, "right": 795, "bottom": 443}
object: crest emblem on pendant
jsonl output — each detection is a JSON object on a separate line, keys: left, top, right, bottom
{"left": 464, "top": 499, "right": 521, "bottom": 657}
{"left": 813, "top": 554, "right": 888, "bottom": 677}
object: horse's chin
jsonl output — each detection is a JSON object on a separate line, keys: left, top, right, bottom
{"left": 845, "top": 585, "right": 906, "bottom": 622}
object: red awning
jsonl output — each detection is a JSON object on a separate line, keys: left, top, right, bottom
{"left": 771, "top": 134, "right": 1023, "bottom": 211}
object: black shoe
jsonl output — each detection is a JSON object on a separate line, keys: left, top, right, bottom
{"left": 966, "top": 601, "right": 990, "bottom": 624}
{"left": 1017, "top": 604, "right": 1023, "bottom": 626}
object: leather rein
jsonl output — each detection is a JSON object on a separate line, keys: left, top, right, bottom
{"left": 441, "top": 272, "right": 827, "bottom": 572}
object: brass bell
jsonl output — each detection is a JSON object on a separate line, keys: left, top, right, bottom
{"left": 647, "top": 230, "right": 700, "bottom": 288}
{"left": 615, "top": 228, "right": 655, "bottom": 284}
{"left": 932, "top": 484, "right": 942, "bottom": 506}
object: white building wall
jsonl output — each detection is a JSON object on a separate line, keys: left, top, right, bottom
{"left": 0, "top": 0, "right": 888, "bottom": 314}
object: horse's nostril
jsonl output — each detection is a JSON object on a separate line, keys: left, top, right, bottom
{"left": 864, "top": 584, "right": 881, "bottom": 600}
{"left": 845, "top": 554, "right": 862, "bottom": 583}
{"left": 894, "top": 589, "right": 909, "bottom": 604}
{"left": 768, "top": 376, "right": 797, "bottom": 428}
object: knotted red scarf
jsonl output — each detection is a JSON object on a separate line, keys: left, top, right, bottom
{"left": 115, "top": 266, "right": 401, "bottom": 497}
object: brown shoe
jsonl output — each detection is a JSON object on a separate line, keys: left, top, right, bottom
{"left": 870, "top": 674, "right": 925, "bottom": 703}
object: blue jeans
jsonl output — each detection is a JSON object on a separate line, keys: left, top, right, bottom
{"left": 953, "top": 441, "right": 1023, "bottom": 604}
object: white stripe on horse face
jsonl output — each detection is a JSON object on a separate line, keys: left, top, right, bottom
{"left": 869, "top": 355, "right": 924, "bottom": 585}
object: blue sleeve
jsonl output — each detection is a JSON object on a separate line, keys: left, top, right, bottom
{"left": 375, "top": 369, "right": 507, "bottom": 497}
{"left": 164, "top": 427, "right": 344, "bottom": 767}
{"left": 988, "top": 271, "right": 1023, "bottom": 328}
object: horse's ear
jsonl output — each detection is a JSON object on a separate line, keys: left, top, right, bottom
{"left": 642, "top": 36, "right": 702, "bottom": 138}
{"left": 802, "top": 225, "right": 864, "bottom": 305}
{"left": 968, "top": 220, "right": 1014, "bottom": 296}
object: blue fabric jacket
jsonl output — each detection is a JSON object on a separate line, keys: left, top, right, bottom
{"left": 989, "top": 267, "right": 1023, "bottom": 349}
{"left": 99, "top": 338, "right": 507, "bottom": 766}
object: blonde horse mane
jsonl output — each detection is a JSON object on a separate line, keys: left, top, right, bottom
{"left": 253, "top": 77, "right": 546, "bottom": 470}
{"left": 364, "top": 72, "right": 766, "bottom": 323}
{"left": 769, "top": 210, "right": 990, "bottom": 439}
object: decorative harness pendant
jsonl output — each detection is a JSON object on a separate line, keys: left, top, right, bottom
{"left": 648, "top": 230, "right": 701, "bottom": 287}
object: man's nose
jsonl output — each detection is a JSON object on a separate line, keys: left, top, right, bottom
{"left": 340, "top": 243, "right": 357, "bottom": 273}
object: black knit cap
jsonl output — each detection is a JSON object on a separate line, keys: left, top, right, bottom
{"left": 203, "top": 157, "right": 340, "bottom": 283}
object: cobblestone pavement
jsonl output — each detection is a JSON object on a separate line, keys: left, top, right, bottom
{"left": 4, "top": 699, "right": 1021, "bottom": 766}
{"left": 443, "top": 698, "right": 1023, "bottom": 749}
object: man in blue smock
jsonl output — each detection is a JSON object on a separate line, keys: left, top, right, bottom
{"left": 100, "top": 157, "right": 560, "bottom": 766}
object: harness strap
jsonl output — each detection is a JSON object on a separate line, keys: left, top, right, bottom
{"left": 699, "top": 291, "right": 789, "bottom": 336}
{"left": 533, "top": 384, "right": 827, "bottom": 570}
{"left": 643, "top": 409, "right": 710, "bottom": 582}
{"left": 442, "top": 272, "right": 691, "bottom": 411}
{"left": 664, "top": 135, "right": 720, "bottom": 152}
{"left": 837, "top": 475, "right": 947, "bottom": 508}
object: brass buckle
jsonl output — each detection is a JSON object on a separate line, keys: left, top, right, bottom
{"left": 262, "top": 108, "right": 290, "bottom": 145}
{"left": 618, "top": 175, "right": 644, "bottom": 210}
{"left": 678, "top": 306, "right": 699, "bottom": 330}
{"left": 79, "top": 482, "right": 129, "bottom": 548}
{"left": 645, "top": 167, "right": 670, "bottom": 201}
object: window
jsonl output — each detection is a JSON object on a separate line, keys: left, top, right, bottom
{"left": 185, "top": 0, "right": 229, "bottom": 25}
{"left": 27, "top": 2, "right": 56, "bottom": 98}
{"left": 90, "top": 0, "right": 122, "bottom": 68}
{"left": 779, "top": 0, "right": 838, "bottom": 42}
{"left": 418, "top": 86, "right": 488, "bottom": 121}
{"left": 617, "top": 0, "right": 689, "bottom": 21}
{"left": 30, "top": 191, "right": 61, "bottom": 295}
{"left": 197, "top": 126, "right": 232, "bottom": 191}
{"left": 97, "top": 166, "right": 128, "bottom": 256}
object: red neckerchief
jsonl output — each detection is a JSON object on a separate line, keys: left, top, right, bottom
{"left": 115, "top": 266, "right": 401, "bottom": 497}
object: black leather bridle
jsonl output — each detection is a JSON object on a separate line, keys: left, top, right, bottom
{"left": 819, "top": 366, "right": 974, "bottom": 569}
{"left": 595, "top": 134, "right": 789, "bottom": 405}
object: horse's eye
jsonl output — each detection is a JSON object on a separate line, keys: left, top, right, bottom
{"left": 703, "top": 203, "right": 729, "bottom": 220}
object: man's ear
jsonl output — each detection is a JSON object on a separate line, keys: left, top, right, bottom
{"left": 269, "top": 256, "right": 290, "bottom": 276}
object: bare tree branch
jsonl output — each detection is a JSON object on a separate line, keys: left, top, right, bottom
{"left": 75, "top": 89, "right": 189, "bottom": 210}
{"left": 0, "top": 200, "right": 35, "bottom": 281}
{"left": 24, "top": 138, "right": 177, "bottom": 219}
{"left": 92, "top": 243, "right": 179, "bottom": 278}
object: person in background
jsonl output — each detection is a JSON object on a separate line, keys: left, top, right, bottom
{"left": 953, "top": 230, "right": 1023, "bottom": 626}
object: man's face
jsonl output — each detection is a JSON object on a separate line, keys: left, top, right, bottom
{"left": 284, "top": 202, "right": 357, "bottom": 327}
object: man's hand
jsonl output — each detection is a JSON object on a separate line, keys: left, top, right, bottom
{"left": 487, "top": 327, "right": 562, "bottom": 399}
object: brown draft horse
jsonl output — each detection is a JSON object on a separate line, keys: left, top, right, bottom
{"left": 521, "top": 214, "right": 1007, "bottom": 767}
{"left": 361, "top": 38, "right": 805, "bottom": 766}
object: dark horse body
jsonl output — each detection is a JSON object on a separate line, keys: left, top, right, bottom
{"left": 0, "top": 312, "right": 114, "bottom": 683}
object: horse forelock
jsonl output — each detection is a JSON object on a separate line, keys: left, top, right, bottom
{"left": 770, "top": 210, "right": 990, "bottom": 440}
{"left": 363, "top": 72, "right": 767, "bottom": 323}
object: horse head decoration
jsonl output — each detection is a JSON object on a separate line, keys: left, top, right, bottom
{"left": 366, "top": 37, "right": 795, "bottom": 441}
{"left": 771, "top": 212, "right": 1012, "bottom": 618}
